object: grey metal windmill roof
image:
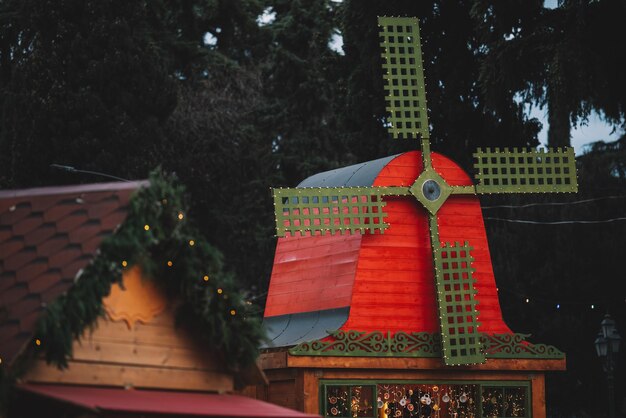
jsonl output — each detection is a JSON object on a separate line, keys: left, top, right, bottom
{"left": 263, "top": 154, "right": 402, "bottom": 349}
{"left": 298, "top": 154, "right": 401, "bottom": 187}
{"left": 261, "top": 307, "right": 350, "bottom": 349}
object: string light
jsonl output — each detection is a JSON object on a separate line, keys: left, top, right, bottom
{"left": 177, "top": 212, "right": 184, "bottom": 220}
{"left": 203, "top": 275, "right": 209, "bottom": 282}
{"left": 167, "top": 260, "right": 173, "bottom": 267}
{"left": 230, "top": 309, "right": 236, "bottom": 316}
{"left": 525, "top": 298, "right": 530, "bottom": 303}
{"left": 35, "top": 339, "right": 41, "bottom": 346}
{"left": 217, "top": 288, "right": 223, "bottom": 294}
{"left": 189, "top": 240, "right": 195, "bottom": 246}
{"left": 556, "top": 304, "right": 560, "bottom": 309}
{"left": 121, "top": 260, "right": 128, "bottom": 267}
{"left": 144, "top": 224, "right": 150, "bottom": 231}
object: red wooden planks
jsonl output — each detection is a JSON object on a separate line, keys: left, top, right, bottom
{"left": 341, "top": 151, "right": 512, "bottom": 334}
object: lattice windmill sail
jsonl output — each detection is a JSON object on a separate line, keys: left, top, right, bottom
{"left": 271, "top": 17, "right": 577, "bottom": 366}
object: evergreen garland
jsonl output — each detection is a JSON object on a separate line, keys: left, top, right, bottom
{"left": 35, "top": 170, "right": 266, "bottom": 371}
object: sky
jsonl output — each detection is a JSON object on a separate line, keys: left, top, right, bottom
{"left": 538, "top": 0, "right": 624, "bottom": 154}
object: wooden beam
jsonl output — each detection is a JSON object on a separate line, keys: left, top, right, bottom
{"left": 532, "top": 373, "right": 546, "bottom": 418}
{"left": 259, "top": 351, "right": 288, "bottom": 370}
{"left": 302, "top": 370, "right": 319, "bottom": 415}
{"left": 286, "top": 355, "right": 566, "bottom": 371}
{"left": 307, "top": 368, "right": 541, "bottom": 382}
{"left": 22, "top": 359, "right": 233, "bottom": 393}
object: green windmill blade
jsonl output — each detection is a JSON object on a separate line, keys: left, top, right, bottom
{"left": 273, "top": 186, "right": 410, "bottom": 237}
{"left": 473, "top": 147, "right": 578, "bottom": 193}
{"left": 379, "top": 16, "right": 430, "bottom": 140}
{"left": 379, "top": 16, "right": 485, "bottom": 365}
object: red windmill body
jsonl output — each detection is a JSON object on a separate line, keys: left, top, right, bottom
{"left": 264, "top": 151, "right": 511, "bottom": 346}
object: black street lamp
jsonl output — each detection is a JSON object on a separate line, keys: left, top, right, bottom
{"left": 594, "top": 314, "right": 621, "bottom": 418}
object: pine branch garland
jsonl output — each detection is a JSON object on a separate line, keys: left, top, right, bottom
{"left": 35, "top": 169, "right": 266, "bottom": 370}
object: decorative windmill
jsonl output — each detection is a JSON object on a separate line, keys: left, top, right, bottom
{"left": 270, "top": 17, "right": 577, "bottom": 366}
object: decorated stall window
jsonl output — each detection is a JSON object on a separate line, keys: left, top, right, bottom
{"left": 324, "top": 385, "right": 375, "bottom": 417}
{"left": 321, "top": 381, "right": 530, "bottom": 418}
{"left": 481, "top": 386, "right": 528, "bottom": 417}
{"left": 376, "top": 383, "right": 477, "bottom": 418}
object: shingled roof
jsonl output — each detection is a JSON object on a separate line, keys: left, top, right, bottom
{"left": 0, "top": 181, "right": 147, "bottom": 366}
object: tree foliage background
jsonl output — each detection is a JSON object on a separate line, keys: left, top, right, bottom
{"left": 1, "top": 0, "right": 625, "bottom": 416}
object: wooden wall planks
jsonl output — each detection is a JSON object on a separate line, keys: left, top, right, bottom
{"left": 23, "top": 308, "right": 234, "bottom": 392}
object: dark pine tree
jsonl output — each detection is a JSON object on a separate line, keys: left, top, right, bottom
{"left": 0, "top": 0, "right": 179, "bottom": 187}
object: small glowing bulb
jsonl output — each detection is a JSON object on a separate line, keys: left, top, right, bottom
{"left": 525, "top": 298, "right": 530, "bottom": 303}
{"left": 144, "top": 224, "right": 150, "bottom": 231}
{"left": 217, "top": 288, "right": 223, "bottom": 294}
{"left": 167, "top": 261, "right": 173, "bottom": 267}
{"left": 177, "top": 212, "right": 184, "bottom": 220}
{"left": 122, "top": 260, "right": 128, "bottom": 267}
{"left": 203, "top": 275, "right": 209, "bottom": 282}
{"left": 230, "top": 309, "right": 236, "bottom": 316}
{"left": 189, "top": 240, "right": 195, "bottom": 246}
{"left": 556, "top": 304, "right": 560, "bottom": 309}
{"left": 591, "top": 304, "right": 595, "bottom": 309}
{"left": 35, "top": 339, "right": 41, "bottom": 346}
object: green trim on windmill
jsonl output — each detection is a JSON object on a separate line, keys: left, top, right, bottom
{"left": 288, "top": 330, "right": 564, "bottom": 360}
{"left": 409, "top": 168, "right": 453, "bottom": 215}
{"left": 379, "top": 16, "right": 429, "bottom": 140}
{"left": 473, "top": 147, "right": 578, "bottom": 193}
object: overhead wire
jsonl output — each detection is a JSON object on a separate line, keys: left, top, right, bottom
{"left": 484, "top": 216, "right": 626, "bottom": 225}
{"left": 481, "top": 194, "right": 626, "bottom": 209}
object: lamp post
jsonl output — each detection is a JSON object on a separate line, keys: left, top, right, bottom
{"left": 594, "top": 314, "right": 621, "bottom": 418}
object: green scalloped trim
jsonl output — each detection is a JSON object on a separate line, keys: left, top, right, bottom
{"left": 288, "top": 330, "right": 564, "bottom": 359}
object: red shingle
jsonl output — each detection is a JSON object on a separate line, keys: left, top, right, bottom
{"left": 5, "top": 295, "right": 41, "bottom": 324}
{"left": 23, "top": 223, "right": 56, "bottom": 246}
{"left": 3, "top": 247, "right": 38, "bottom": 271}
{"left": 0, "top": 202, "right": 32, "bottom": 224}
{"left": 0, "top": 225, "right": 12, "bottom": 242}
{"left": 40, "top": 281, "right": 71, "bottom": 305}
{"left": 12, "top": 213, "right": 44, "bottom": 236}
{"left": 27, "top": 270, "right": 63, "bottom": 294}
{"left": 68, "top": 220, "right": 103, "bottom": 243}
{"left": 0, "top": 271, "right": 17, "bottom": 293}
{"left": 36, "top": 235, "right": 69, "bottom": 257}
{"left": 56, "top": 209, "right": 89, "bottom": 233}
{"left": 0, "top": 236, "right": 25, "bottom": 258}
{"left": 14, "top": 259, "right": 48, "bottom": 283}
{"left": 86, "top": 197, "right": 123, "bottom": 219}
{"left": 19, "top": 309, "right": 42, "bottom": 333}
{"left": 47, "top": 245, "right": 83, "bottom": 269}
{"left": 43, "top": 201, "right": 81, "bottom": 223}
{"left": 0, "top": 283, "right": 29, "bottom": 307}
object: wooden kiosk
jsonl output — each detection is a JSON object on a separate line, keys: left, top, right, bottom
{"left": 254, "top": 17, "right": 575, "bottom": 418}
